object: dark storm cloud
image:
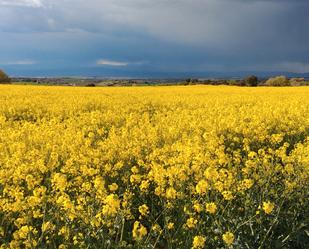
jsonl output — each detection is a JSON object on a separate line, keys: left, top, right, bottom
{"left": 0, "top": 0, "right": 308, "bottom": 75}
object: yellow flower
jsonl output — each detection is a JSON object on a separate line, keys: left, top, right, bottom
{"left": 152, "top": 224, "right": 162, "bottom": 234}
{"left": 131, "top": 166, "right": 139, "bottom": 174}
{"left": 14, "top": 225, "right": 36, "bottom": 240}
{"left": 195, "top": 180, "right": 208, "bottom": 195}
{"left": 222, "top": 231, "right": 234, "bottom": 246}
{"left": 138, "top": 204, "right": 149, "bottom": 216}
{"left": 166, "top": 187, "right": 177, "bottom": 199}
{"left": 140, "top": 180, "right": 150, "bottom": 191}
{"left": 262, "top": 201, "right": 275, "bottom": 214}
{"left": 186, "top": 217, "right": 198, "bottom": 229}
{"left": 167, "top": 222, "right": 174, "bottom": 230}
{"left": 0, "top": 84, "right": 308, "bottom": 248}
{"left": 58, "top": 226, "right": 70, "bottom": 239}
{"left": 205, "top": 202, "right": 217, "bottom": 214}
{"left": 193, "top": 202, "right": 203, "bottom": 213}
{"left": 240, "top": 179, "right": 254, "bottom": 190}
{"left": 192, "top": 235, "right": 206, "bottom": 248}
{"left": 42, "top": 221, "right": 54, "bottom": 232}
{"left": 130, "top": 174, "right": 142, "bottom": 184}
{"left": 284, "top": 164, "right": 294, "bottom": 175}
{"left": 108, "top": 183, "right": 118, "bottom": 192}
{"left": 204, "top": 167, "right": 219, "bottom": 181}
{"left": 132, "top": 221, "right": 147, "bottom": 240}
{"left": 52, "top": 173, "right": 67, "bottom": 191}
{"left": 102, "top": 194, "right": 121, "bottom": 217}
{"left": 222, "top": 191, "right": 234, "bottom": 201}
{"left": 270, "top": 134, "right": 283, "bottom": 144}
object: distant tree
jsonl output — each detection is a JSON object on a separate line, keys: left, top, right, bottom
{"left": 227, "top": 79, "right": 237, "bottom": 86}
{"left": 243, "top": 75, "right": 258, "bottom": 87}
{"left": 185, "top": 78, "right": 199, "bottom": 85}
{"left": 264, "top": 76, "right": 290, "bottom": 86}
{"left": 85, "top": 83, "right": 96, "bottom": 87}
{"left": 290, "top": 78, "right": 305, "bottom": 86}
{"left": 0, "top": 69, "right": 11, "bottom": 84}
{"left": 202, "top": 79, "right": 211, "bottom": 85}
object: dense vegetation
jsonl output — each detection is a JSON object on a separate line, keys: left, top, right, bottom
{"left": 184, "top": 76, "right": 309, "bottom": 87}
{"left": 0, "top": 85, "right": 308, "bottom": 248}
{"left": 11, "top": 75, "right": 309, "bottom": 87}
{"left": 0, "top": 70, "right": 10, "bottom": 84}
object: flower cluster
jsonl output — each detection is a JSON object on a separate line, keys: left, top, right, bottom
{"left": 0, "top": 85, "right": 308, "bottom": 248}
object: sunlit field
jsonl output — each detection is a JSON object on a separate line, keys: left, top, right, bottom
{"left": 0, "top": 85, "right": 308, "bottom": 248}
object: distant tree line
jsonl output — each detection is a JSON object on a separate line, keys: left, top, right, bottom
{"left": 182, "top": 75, "right": 309, "bottom": 87}
{"left": 2, "top": 68, "right": 308, "bottom": 87}
{"left": 0, "top": 69, "right": 11, "bottom": 84}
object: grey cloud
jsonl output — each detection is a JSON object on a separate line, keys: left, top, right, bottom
{"left": 0, "top": 0, "right": 308, "bottom": 74}
{"left": 1, "top": 0, "right": 308, "bottom": 47}
{"left": 97, "top": 59, "right": 128, "bottom": 67}
{"left": 0, "top": 0, "right": 43, "bottom": 8}
{"left": 6, "top": 59, "right": 37, "bottom": 65}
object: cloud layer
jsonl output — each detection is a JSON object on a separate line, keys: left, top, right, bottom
{"left": 97, "top": 59, "right": 128, "bottom": 67}
{"left": 0, "top": 0, "right": 308, "bottom": 76}
{"left": 0, "top": 0, "right": 43, "bottom": 8}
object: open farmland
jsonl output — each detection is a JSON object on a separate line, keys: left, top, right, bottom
{"left": 0, "top": 85, "right": 308, "bottom": 248}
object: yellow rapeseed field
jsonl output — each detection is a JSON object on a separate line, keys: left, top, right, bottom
{"left": 0, "top": 85, "right": 308, "bottom": 248}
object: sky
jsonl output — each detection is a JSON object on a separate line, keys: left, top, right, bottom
{"left": 0, "top": 0, "right": 309, "bottom": 77}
